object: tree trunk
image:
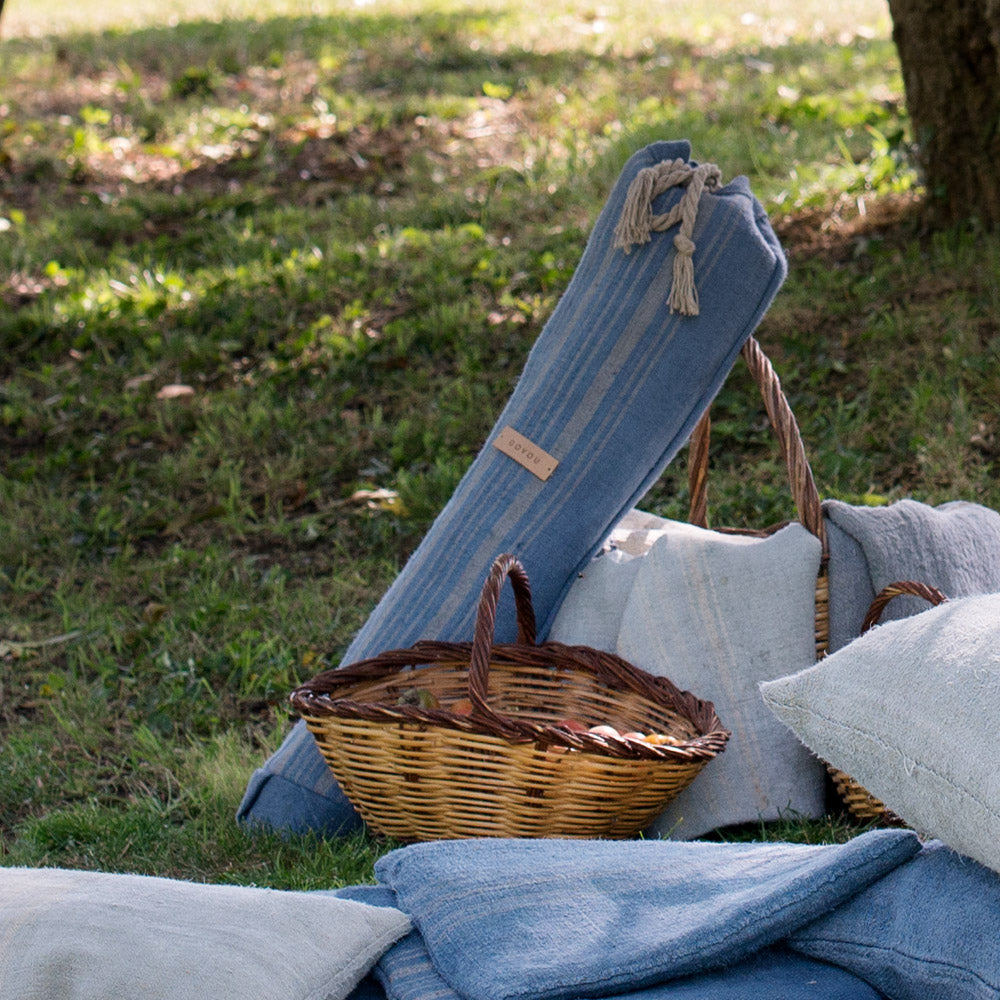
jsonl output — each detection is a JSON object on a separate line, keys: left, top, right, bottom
{"left": 887, "top": 0, "right": 1000, "bottom": 226}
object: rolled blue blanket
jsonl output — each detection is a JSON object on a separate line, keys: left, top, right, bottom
{"left": 239, "top": 138, "right": 788, "bottom": 837}
{"left": 347, "top": 940, "right": 883, "bottom": 1000}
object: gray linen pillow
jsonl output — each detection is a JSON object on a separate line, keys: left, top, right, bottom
{"left": 0, "top": 866, "right": 411, "bottom": 1000}
{"left": 761, "top": 593, "right": 1000, "bottom": 874}
{"left": 614, "top": 520, "right": 826, "bottom": 838}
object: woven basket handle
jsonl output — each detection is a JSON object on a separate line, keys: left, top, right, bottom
{"left": 861, "top": 580, "right": 948, "bottom": 633}
{"left": 467, "top": 554, "right": 537, "bottom": 717}
{"left": 687, "top": 336, "right": 825, "bottom": 547}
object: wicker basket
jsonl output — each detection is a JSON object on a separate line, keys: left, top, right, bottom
{"left": 687, "top": 341, "right": 957, "bottom": 824}
{"left": 291, "top": 554, "right": 729, "bottom": 841}
{"left": 827, "top": 579, "right": 948, "bottom": 825}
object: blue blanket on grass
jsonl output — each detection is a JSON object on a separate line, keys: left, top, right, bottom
{"left": 338, "top": 830, "right": 922, "bottom": 1000}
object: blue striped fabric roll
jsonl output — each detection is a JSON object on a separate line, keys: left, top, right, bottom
{"left": 238, "top": 139, "right": 788, "bottom": 836}
{"left": 336, "top": 886, "right": 454, "bottom": 1000}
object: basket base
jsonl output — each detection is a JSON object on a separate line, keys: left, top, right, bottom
{"left": 304, "top": 715, "right": 710, "bottom": 841}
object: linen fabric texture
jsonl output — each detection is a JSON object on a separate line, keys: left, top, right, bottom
{"left": 238, "top": 138, "right": 789, "bottom": 837}
{"left": 336, "top": 888, "right": 886, "bottom": 1000}
{"left": 347, "top": 927, "right": 881, "bottom": 1000}
{"left": 0, "top": 866, "right": 411, "bottom": 1000}
{"left": 761, "top": 592, "right": 1000, "bottom": 875}
{"left": 342, "top": 835, "right": 1000, "bottom": 1000}
{"left": 789, "top": 841, "right": 1000, "bottom": 1000}
{"left": 353, "top": 831, "right": 919, "bottom": 1000}
{"left": 823, "top": 497, "right": 1000, "bottom": 652}
{"left": 550, "top": 515, "right": 826, "bottom": 838}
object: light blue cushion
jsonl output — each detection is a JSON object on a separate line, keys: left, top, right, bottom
{"left": 823, "top": 498, "right": 1000, "bottom": 651}
{"left": 371, "top": 832, "right": 918, "bottom": 1000}
{"left": 340, "top": 838, "right": 908, "bottom": 1000}
{"left": 762, "top": 593, "right": 1000, "bottom": 875}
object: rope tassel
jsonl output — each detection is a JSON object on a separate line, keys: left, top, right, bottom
{"left": 613, "top": 158, "right": 722, "bottom": 316}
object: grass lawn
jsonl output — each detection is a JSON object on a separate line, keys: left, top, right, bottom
{"left": 1, "top": 0, "right": 998, "bottom": 886}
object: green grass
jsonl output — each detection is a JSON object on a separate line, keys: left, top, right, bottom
{"left": 2, "top": 0, "right": 998, "bottom": 884}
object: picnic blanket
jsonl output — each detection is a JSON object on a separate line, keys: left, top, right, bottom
{"left": 336, "top": 830, "right": 922, "bottom": 1000}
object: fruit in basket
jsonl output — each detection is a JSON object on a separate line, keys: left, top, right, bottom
{"left": 555, "top": 718, "right": 588, "bottom": 732}
{"left": 396, "top": 687, "right": 439, "bottom": 709}
{"left": 644, "top": 732, "right": 683, "bottom": 746}
{"left": 588, "top": 724, "right": 621, "bottom": 739}
{"left": 450, "top": 698, "right": 474, "bottom": 715}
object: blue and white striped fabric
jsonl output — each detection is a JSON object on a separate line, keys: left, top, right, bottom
{"left": 239, "top": 139, "right": 788, "bottom": 836}
{"left": 337, "top": 886, "right": 456, "bottom": 1000}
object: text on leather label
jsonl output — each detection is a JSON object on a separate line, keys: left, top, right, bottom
{"left": 492, "top": 426, "right": 558, "bottom": 481}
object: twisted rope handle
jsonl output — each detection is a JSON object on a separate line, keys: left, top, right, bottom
{"left": 861, "top": 580, "right": 948, "bottom": 633}
{"left": 467, "top": 554, "right": 537, "bottom": 720}
{"left": 613, "top": 158, "right": 722, "bottom": 316}
{"left": 687, "top": 336, "right": 826, "bottom": 548}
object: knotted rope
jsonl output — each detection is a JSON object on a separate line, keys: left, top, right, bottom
{"left": 613, "top": 158, "right": 722, "bottom": 316}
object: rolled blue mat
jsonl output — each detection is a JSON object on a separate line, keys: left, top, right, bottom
{"left": 238, "top": 138, "right": 788, "bottom": 836}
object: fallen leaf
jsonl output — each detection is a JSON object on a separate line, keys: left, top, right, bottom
{"left": 142, "top": 602, "right": 169, "bottom": 625}
{"left": 349, "top": 487, "right": 405, "bottom": 512}
{"left": 350, "top": 487, "right": 399, "bottom": 503}
{"left": 156, "top": 384, "right": 195, "bottom": 400}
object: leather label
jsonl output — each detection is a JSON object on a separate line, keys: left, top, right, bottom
{"left": 492, "top": 426, "right": 558, "bottom": 481}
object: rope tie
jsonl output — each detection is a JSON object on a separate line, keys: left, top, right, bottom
{"left": 613, "top": 158, "right": 722, "bottom": 316}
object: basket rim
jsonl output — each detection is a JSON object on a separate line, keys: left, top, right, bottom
{"left": 291, "top": 637, "right": 730, "bottom": 763}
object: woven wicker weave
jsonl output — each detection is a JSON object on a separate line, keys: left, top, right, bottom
{"left": 686, "top": 336, "right": 829, "bottom": 660}
{"left": 826, "top": 579, "right": 948, "bottom": 825}
{"left": 292, "top": 554, "right": 729, "bottom": 841}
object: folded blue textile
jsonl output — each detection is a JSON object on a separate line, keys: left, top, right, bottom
{"left": 606, "top": 947, "right": 884, "bottom": 1000}
{"left": 371, "top": 831, "right": 918, "bottom": 1000}
{"left": 337, "top": 886, "right": 457, "bottom": 1000}
{"left": 790, "top": 841, "right": 1000, "bottom": 1000}
{"left": 238, "top": 138, "right": 789, "bottom": 837}
{"left": 337, "top": 887, "right": 885, "bottom": 1000}
{"left": 349, "top": 942, "right": 883, "bottom": 1000}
